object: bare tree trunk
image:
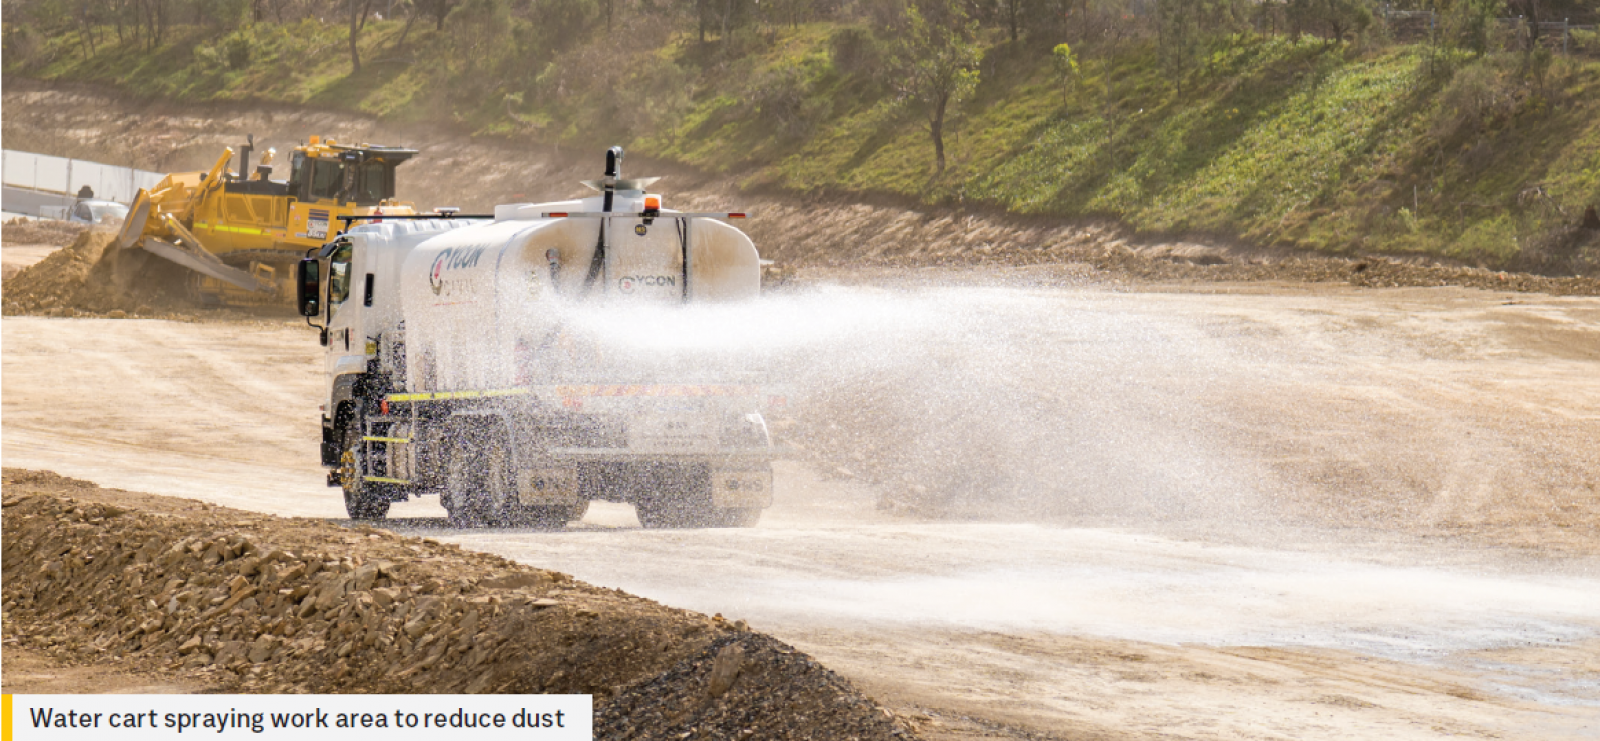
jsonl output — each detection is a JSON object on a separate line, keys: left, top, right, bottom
{"left": 394, "top": 1, "right": 418, "bottom": 49}
{"left": 142, "top": 0, "right": 153, "bottom": 51}
{"left": 349, "top": 0, "right": 363, "bottom": 73}
{"left": 931, "top": 92, "right": 948, "bottom": 174}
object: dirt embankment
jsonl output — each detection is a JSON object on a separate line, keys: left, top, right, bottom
{"left": 0, "top": 470, "right": 915, "bottom": 741}
{"left": 3, "top": 216, "right": 85, "bottom": 248}
{"left": 3, "top": 80, "right": 1599, "bottom": 309}
{"left": 0, "top": 227, "right": 205, "bottom": 317}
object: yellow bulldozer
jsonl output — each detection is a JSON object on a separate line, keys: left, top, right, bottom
{"left": 115, "top": 135, "right": 419, "bottom": 305}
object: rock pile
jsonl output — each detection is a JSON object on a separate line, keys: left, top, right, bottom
{"left": 1, "top": 470, "right": 916, "bottom": 740}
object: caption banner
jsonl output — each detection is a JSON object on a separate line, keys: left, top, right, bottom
{"left": 2, "top": 695, "right": 591, "bottom": 741}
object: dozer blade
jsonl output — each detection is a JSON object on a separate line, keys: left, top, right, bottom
{"left": 138, "top": 237, "right": 272, "bottom": 293}
{"left": 116, "top": 191, "right": 151, "bottom": 252}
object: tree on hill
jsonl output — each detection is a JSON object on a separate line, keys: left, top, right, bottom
{"left": 1287, "top": 0, "right": 1373, "bottom": 43}
{"left": 418, "top": 0, "right": 456, "bottom": 30}
{"left": 887, "top": 0, "right": 982, "bottom": 175}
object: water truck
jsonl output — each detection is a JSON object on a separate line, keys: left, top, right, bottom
{"left": 297, "top": 147, "right": 779, "bottom": 528}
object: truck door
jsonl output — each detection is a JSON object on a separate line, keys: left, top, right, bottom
{"left": 324, "top": 237, "right": 371, "bottom": 384}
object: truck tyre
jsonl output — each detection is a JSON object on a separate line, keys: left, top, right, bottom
{"left": 443, "top": 439, "right": 504, "bottom": 527}
{"left": 341, "top": 425, "right": 390, "bottom": 520}
{"left": 710, "top": 508, "right": 762, "bottom": 528}
{"left": 635, "top": 498, "right": 705, "bottom": 529}
{"left": 635, "top": 466, "right": 762, "bottom": 528}
{"left": 638, "top": 501, "right": 761, "bottom": 528}
{"left": 443, "top": 433, "right": 573, "bottom": 528}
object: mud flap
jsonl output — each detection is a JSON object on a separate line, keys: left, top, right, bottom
{"left": 518, "top": 468, "right": 582, "bottom": 506}
{"left": 711, "top": 467, "right": 773, "bottom": 509}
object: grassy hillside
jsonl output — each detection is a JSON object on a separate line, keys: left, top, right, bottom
{"left": 7, "top": 13, "right": 1600, "bottom": 270}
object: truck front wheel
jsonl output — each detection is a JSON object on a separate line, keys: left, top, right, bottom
{"left": 341, "top": 425, "right": 390, "bottom": 520}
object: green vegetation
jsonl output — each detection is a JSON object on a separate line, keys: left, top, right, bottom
{"left": 6, "top": 0, "right": 1600, "bottom": 268}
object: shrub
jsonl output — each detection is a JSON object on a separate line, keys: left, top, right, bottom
{"left": 222, "top": 29, "right": 254, "bottom": 70}
{"left": 829, "top": 27, "right": 881, "bottom": 77}
{"left": 1452, "top": 214, "right": 1520, "bottom": 262}
{"left": 1430, "top": 59, "right": 1510, "bottom": 142}
{"left": 2, "top": 23, "right": 48, "bottom": 72}
{"left": 746, "top": 62, "right": 822, "bottom": 138}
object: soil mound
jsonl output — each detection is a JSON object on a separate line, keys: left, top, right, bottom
{"left": 0, "top": 470, "right": 916, "bottom": 740}
{"left": 1, "top": 228, "right": 195, "bottom": 317}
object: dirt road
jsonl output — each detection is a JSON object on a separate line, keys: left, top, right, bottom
{"left": 5, "top": 277, "right": 1598, "bottom": 740}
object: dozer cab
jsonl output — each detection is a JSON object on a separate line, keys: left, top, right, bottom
{"left": 115, "top": 135, "right": 418, "bottom": 305}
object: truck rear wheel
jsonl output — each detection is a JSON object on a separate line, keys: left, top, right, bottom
{"left": 635, "top": 498, "right": 704, "bottom": 529}
{"left": 710, "top": 508, "right": 762, "bottom": 528}
{"left": 636, "top": 500, "right": 760, "bottom": 529}
{"left": 503, "top": 502, "right": 586, "bottom": 529}
{"left": 443, "top": 440, "right": 510, "bottom": 527}
{"left": 632, "top": 464, "right": 764, "bottom": 529}
{"left": 341, "top": 426, "right": 390, "bottom": 520}
{"left": 443, "top": 435, "right": 580, "bottom": 529}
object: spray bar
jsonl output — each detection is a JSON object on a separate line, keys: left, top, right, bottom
{"left": 335, "top": 214, "right": 492, "bottom": 226}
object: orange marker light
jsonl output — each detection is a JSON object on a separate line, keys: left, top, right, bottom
{"left": 644, "top": 195, "right": 661, "bottom": 211}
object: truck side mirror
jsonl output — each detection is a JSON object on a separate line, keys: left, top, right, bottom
{"left": 296, "top": 258, "right": 321, "bottom": 317}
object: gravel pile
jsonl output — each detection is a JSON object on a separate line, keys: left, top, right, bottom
{"left": 0, "top": 470, "right": 918, "bottom": 740}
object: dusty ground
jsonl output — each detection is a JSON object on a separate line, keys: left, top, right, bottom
{"left": 4, "top": 278, "right": 1598, "bottom": 740}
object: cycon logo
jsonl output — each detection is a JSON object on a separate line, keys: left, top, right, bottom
{"left": 429, "top": 247, "right": 488, "bottom": 296}
{"left": 617, "top": 275, "right": 676, "bottom": 294}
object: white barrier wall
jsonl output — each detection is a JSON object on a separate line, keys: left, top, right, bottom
{"left": 2, "top": 150, "right": 165, "bottom": 204}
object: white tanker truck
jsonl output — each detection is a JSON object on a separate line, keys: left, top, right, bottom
{"left": 296, "top": 148, "right": 779, "bottom": 528}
